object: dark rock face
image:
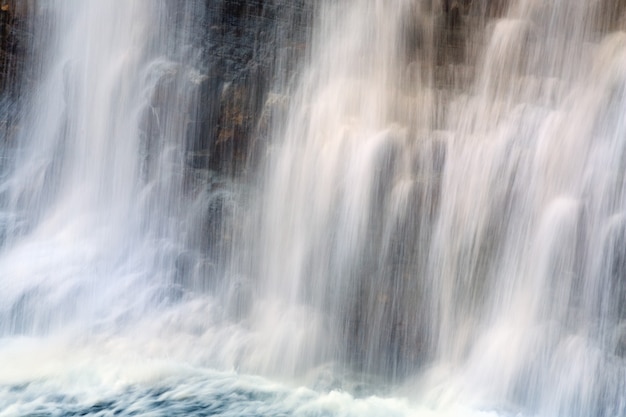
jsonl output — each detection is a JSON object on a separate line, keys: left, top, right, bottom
{"left": 134, "top": 0, "right": 313, "bottom": 292}
{"left": 0, "top": 0, "right": 32, "bottom": 156}
{"left": 0, "top": 0, "right": 30, "bottom": 98}
{"left": 186, "top": 0, "right": 312, "bottom": 176}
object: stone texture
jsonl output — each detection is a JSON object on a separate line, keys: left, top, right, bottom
{"left": 0, "top": 0, "right": 30, "bottom": 98}
{"left": 186, "top": 0, "right": 312, "bottom": 176}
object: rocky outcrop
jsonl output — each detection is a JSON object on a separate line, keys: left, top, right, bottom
{"left": 0, "top": 0, "right": 32, "bottom": 153}
{"left": 0, "top": 0, "right": 30, "bottom": 98}
{"left": 185, "top": 0, "right": 312, "bottom": 176}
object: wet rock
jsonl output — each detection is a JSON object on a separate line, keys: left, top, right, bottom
{"left": 435, "top": 2, "right": 467, "bottom": 65}
{"left": 0, "top": 0, "right": 30, "bottom": 97}
{"left": 443, "top": 1, "right": 463, "bottom": 28}
{"left": 464, "top": 0, "right": 509, "bottom": 18}
{"left": 402, "top": 4, "right": 434, "bottom": 66}
{"left": 179, "top": 0, "right": 312, "bottom": 176}
{"left": 594, "top": 0, "right": 626, "bottom": 31}
{"left": 209, "top": 71, "right": 267, "bottom": 174}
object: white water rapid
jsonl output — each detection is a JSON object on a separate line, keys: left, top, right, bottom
{"left": 0, "top": 0, "right": 625, "bottom": 416}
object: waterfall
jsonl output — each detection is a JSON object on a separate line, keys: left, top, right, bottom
{"left": 231, "top": 0, "right": 626, "bottom": 414}
{"left": 0, "top": 1, "right": 213, "bottom": 333}
{"left": 0, "top": 0, "right": 625, "bottom": 416}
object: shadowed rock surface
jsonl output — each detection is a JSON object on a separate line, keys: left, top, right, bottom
{"left": 190, "top": 0, "right": 312, "bottom": 176}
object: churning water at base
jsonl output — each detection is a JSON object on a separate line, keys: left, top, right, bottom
{"left": 1, "top": 0, "right": 625, "bottom": 416}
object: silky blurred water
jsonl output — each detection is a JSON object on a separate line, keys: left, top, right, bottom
{"left": 0, "top": 0, "right": 625, "bottom": 416}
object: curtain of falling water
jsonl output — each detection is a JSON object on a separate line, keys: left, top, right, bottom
{"left": 0, "top": 1, "right": 211, "bottom": 334}
{"left": 0, "top": 0, "right": 624, "bottom": 416}
{"left": 229, "top": 0, "right": 435, "bottom": 378}
{"left": 427, "top": 1, "right": 626, "bottom": 415}
{"left": 231, "top": 0, "right": 626, "bottom": 415}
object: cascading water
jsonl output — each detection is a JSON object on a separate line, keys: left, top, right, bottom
{"left": 0, "top": 1, "right": 211, "bottom": 335}
{"left": 0, "top": 0, "right": 625, "bottom": 416}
